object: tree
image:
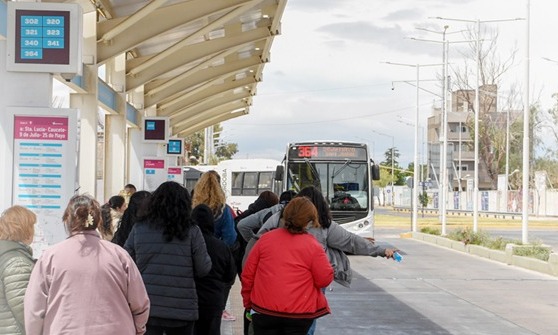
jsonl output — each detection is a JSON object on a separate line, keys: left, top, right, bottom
{"left": 380, "top": 147, "right": 403, "bottom": 185}
{"left": 451, "top": 26, "right": 527, "bottom": 189}
{"left": 184, "top": 123, "right": 238, "bottom": 164}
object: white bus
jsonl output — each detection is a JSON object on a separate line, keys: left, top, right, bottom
{"left": 183, "top": 165, "right": 217, "bottom": 191}
{"left": 275, "top": 141, "right": 380, "bottom": 235}
{"left": 215, "top": 158, "right": 282, "bottom": 212}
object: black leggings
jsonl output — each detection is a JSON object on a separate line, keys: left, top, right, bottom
{"left": 145, "top": 323, "right": 194, "bottom": 335}
{"left": 252, "top": 313, "right": 313, "bottom": 335}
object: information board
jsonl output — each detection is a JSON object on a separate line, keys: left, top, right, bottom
{"left": 6, "top": 2, "right": 82, "bottom": 74}
{"left": 167, "top": 166, "right": 184, "bottom": 185}
{"left": 2, "top": 108, "right": 78, "bottom": 257}
{"left": 143, "top": 157, "right": 166, "bottom": 192}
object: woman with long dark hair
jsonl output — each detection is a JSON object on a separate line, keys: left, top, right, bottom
{"left": 99, "top": 195, "right": 126, "bottom": 241}
{"left": 125, "top": 181, "right": 212, "bottom": 335}
{"left": 112, "top": 190, "right": 151, "bottom": 247}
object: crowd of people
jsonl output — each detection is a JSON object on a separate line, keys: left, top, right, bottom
{"left": 0, "top": 173, "right": 397, "bottom": 335}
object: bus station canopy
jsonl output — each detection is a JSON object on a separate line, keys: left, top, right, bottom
{"left": 44, "top": 0, "right": 287, "bottom": 137}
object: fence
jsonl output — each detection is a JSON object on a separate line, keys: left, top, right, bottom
{"left": 377, "top": 186, "right": 558, "bottom": 217}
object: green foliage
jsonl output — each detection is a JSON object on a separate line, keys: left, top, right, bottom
{"left": 513, "top": 243, "right": 551, "bottom": 261}
{"left": 422, "top": 227, "right": 550, "bottom": 260}
{"left": 215, "top": 143, "right": 238, "bottom": 160}
{"left": 418, "top": 191, "right": 429, "bottom": 208}
{"left": 184, "top": 123, "right": 238, "bottom": 163}
{"left": 420, "top": 226, "right": 441, "bottom": 235}
{"left": 446, "top": 227, "right": 490, "bottom": 246}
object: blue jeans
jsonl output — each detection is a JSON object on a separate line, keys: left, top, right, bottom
{"left": 306, "top": 319, "right": 317, "bottom": 335}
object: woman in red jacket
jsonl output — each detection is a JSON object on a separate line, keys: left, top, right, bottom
{"left": 241, "top": 197, "right": 333, "bottom": 335}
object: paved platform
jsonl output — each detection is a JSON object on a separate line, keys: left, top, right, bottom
{"left": 223, "top": 228, "right": 558, "bottom": 335}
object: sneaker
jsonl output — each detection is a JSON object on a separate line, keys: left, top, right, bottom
{"left": 222, "top": 310, "right": 236, "bottom": 321}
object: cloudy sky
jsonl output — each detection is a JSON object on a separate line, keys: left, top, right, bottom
{"left": 223, "top": 0, "right": 558, "bottom": 166}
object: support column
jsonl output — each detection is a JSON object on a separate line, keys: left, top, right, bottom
{"left": 70, "top": 93, "right": 97, "bottom": 196}
{"left": 70, "top": 9, "right": 98, "bottom": 197}
{"left": 103, "top": 53, "right": 127, "bottom": 200}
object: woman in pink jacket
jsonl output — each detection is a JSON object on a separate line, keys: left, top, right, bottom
{"left": 24, "top": 194, "right": 150, "bottom": 335}
{"left": 241, "top": 197, "right": 333, "bottom": 335}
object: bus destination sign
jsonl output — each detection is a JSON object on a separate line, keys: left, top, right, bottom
{"left": 289, "top": 145, "right": 368, "bottom": 161}
{"left": 15, "top": 10, "right": 70, "bottom": 65}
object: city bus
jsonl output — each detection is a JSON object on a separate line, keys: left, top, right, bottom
{"left": 275, "top": 141, "right": 380, "bottom": 235}
{"left": 183, "top": 159, "right": 281, "bottom": 212}
{"left": 183, "top": 164, "right": 217, "bottom": 191}
{"left": 214, "top": 158, "right": 282, "bottom": 212}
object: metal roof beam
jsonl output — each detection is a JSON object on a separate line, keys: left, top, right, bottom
{"left": 173, "top": 103, "right": 249, "bottom": 136}
{"left": 157, "top": 76, "right": 256, "bottom": 116}
{"left": 171, "top": 92, "right": 252, "bottom": 127}
{"left": 126, "top": 26, "right": 270, "bottom": 90}
{"left": 127, "top": 0, "right": 263, "bottom": 76}
{"left": 146, "top": 54, "right": 263, "bottom": 106}
{"left": 98, "top": 0, "right": 167, "bottom": 44}
{"left": 97, "top": 0, "right": 255, "bottom": 62}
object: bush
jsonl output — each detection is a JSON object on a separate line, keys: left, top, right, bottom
{"left": 446, "top": 227, "right": 490, "bottom": 246}
{"left": 420, "top": 226, "right": 441, "bottom": 235}
{"left": 513, "top": 243, "right": 551, "bottom": 261}
{"left": 421, "top": 226, "right": 551, "bottom": 260}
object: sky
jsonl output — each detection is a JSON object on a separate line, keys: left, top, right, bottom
{"left": 223, "top": 0, "right": 558, "bottom": 166}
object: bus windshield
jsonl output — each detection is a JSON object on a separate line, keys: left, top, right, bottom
{"left": 286, "top": 160, "right": 369, "bottom": 211}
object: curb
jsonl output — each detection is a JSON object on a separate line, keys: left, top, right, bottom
{"left": 411, "top": 231, "right": 558, "bottom": 277}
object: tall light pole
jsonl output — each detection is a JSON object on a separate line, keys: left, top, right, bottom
{"left": 383, "top": 61, "right": 442, "bottom": 231}
{"left": 370, "top": 129, "right": 395, "bottom": 207}
{"left": 433, "top": 16, "right": 524, "bottom": 233}
{"left": 521, "top": 0, "right": 530, "bottom": 244}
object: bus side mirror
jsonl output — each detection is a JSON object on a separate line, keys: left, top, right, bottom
{"left": 275, "top": 165, "right": 284, "bottom": 181}
{"left": 371, "top": 163, "right": 380, "bottom": 181}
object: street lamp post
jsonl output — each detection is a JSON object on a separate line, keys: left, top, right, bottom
{"left": 383, "top": 61, "right": 442, "bottom": 231}
{"left": 370, "top": 129, "right": 395, "bottom": 207}
{"left": 433, "top": 15, "right": 524, "bottom": 233}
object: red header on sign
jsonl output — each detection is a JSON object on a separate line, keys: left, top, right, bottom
{"left": 144, "top": 159, "right": 165, "bottom": 169}
{"left": 168, "top": 167, "right": 181, "bottom": 175}
{"left": 14, "top": 116, "right": 68, "bottom": 140}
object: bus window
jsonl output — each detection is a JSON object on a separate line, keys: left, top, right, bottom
{"left": 258, "top": 172, "right": 274, "bottom": 190}
{"left": 231, "top": 172, "right": 243, "bottom": 195}
{"left": 242, "top": 172, "right": 258, "bottom": 196}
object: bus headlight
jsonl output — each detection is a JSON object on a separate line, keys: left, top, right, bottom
{"left": 363, "top": 220, "right": 370, "bottom": 226}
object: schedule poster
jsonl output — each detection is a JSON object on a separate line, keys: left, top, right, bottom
{"left": 13, "top": 115, "right": 70, "bottom": 256}
{"left": 167, "top": 166, "right": 184, "bottom": 185}
{"left": 143, "top": 158, "right": 166, "bottom": 192}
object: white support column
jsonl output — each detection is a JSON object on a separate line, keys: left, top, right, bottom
{"left": 70, "top": 93, "right": 97, "bottom": 196}
{"left": 104, "top": 53, "right": 127, "bottom": 200}
{"left": 128, "top": 127, "right": 146, "bottom": 189}
{"left": 105, "top": 112, "right": 126, "bottom": 199}
{"left": 70, "top": 9, "right": 98, "bottom": 197}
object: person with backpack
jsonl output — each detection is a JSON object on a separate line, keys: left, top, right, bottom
{"left": 236, "top": 190, "right": 296, "bottom": 244}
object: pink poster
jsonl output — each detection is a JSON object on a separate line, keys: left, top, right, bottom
{"left": 14, "top": 116, "right": 68, "bottom": 141}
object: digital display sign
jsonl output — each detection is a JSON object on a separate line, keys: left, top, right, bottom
{"left": 288, "top": 145, "right": 368, "bottom": 161}
{"left": 142, "top": 117, "right": 169, "bottom": 143}
{"left": 16, "top": 11, "right": 69, "bottom": 64}
{"left": 7, "top": 2, "right": 82, "bottom": 74}
{"left": 166, "top": 139, "right": 184, "bottom": 156}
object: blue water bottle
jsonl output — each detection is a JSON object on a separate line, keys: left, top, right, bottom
{"left": 393, "top": 251, "right": 403, "bottom": 262}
